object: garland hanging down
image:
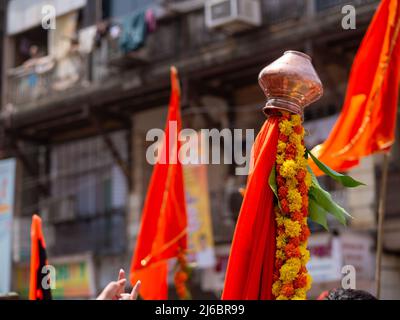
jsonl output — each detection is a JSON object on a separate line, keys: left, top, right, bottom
{"left": 268, "top": 112, "right": 364, "bottom": 300}
{"left": 271, "top": 112, "right": 312, "bottom": 300}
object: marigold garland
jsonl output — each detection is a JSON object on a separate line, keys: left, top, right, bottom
{"left": 174, "top": 249, "right": 192, "bottom": 300}
{"left": 272, "top": 112, "right": 312, "bottom": 300}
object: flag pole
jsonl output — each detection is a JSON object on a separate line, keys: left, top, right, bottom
{"left": 375, "top": 152, "right": 390, "bottom": 299}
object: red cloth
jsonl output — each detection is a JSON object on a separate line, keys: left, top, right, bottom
{"left": 310, "top": 0, "right": 400, "bottom": 175}
{"left": 222, "top": 117, "right": 279, "bottom": 299}
{"left": 130, "top": 67, "right": 188, "bottom": 300}
{"left": 29, "top": 214, "right": 51, "bottom": 300}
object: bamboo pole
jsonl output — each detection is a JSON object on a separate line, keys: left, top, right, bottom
{"left": 375, "top": 152, "right": 390, "bottom": 299}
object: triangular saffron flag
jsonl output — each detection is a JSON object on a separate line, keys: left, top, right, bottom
{"left": 310, "top": 0, "right": 400, "bottom": 175}
{"left": 29, "top": 214, "right": 52, "bottom": 300}
{"left": 130, "top": 67, "right": 188, "bottom": 299}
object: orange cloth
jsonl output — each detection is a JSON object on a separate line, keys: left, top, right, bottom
{"left": 222, "top": 117, "right": 279, "bottom": 299}
{"left": 130, "top": 67, "right": 188, "bottom": 300}
{"left": 29, "top": 214, "right": 51, "bottom": 300}
{"left": 310, "top": 0, "right": 400, "bottom": 175}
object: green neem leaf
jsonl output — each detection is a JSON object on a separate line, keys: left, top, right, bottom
{"left": 306, "top": 148, "right": 365, "bottom": 188}
{"left": 268, "top": 165, "right": 281, "bottom": 209}
{"left": 309, "top": 185, "right": 351, "bottom": 226}
{"left": 307, "top": 165, "right": 353, "bottom": 226}
{"left": 308, "top": 195, "right": 329, "bottom": 231}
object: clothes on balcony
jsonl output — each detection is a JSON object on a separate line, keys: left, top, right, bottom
{"left": 118, "top": 10, "right": 147, "bottom": 54}
{"left": 78, "top": 26, "right": 97, "bottom": 54}
{"left": 145, "top": 8, "right": 157, "bottom": 33}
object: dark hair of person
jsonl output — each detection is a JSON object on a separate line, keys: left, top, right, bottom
{"left": 325, "top": 288, "right": 378, "bottom": 300}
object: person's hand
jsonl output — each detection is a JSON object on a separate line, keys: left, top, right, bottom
{"left": 97, "top": 269, "right": 141, "bottom": 300}
{"left": 118, "top": 280, "right": 141, "bottom": 300}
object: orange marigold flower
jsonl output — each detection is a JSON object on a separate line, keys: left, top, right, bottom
{"left": 302, "top": 196, "right": 309, "bottom": 209}
{"left": 281, "top": 283, "right": 295, "bottom": 297}
{"left": 278, "top": 226, "right": 286, "bottom": 235}
{"left": 278, "top": 186, "right": 289, "bottom": 198}
{"left": 289, "top": 237, "right": 300, "bottom": 247}
{"left": 294, "top": 274, "right": 308, "bottom": 289}
{"left": 291, "top": 211, "right": 303, "bottom": 222}
{"left": 286, "top": 143, "right": 297, "bottom": 156}
{"left": 298, "top": 182, "right": 308, "bottom": 196}
{"left": 281, "top": 199, "right": 290, "bottom": 214}
{"left": 293, "top": 125, "right": 303, "bottom": 135}
{"left": 300, "top": 225, "right": 310, "bottom": 242}
{"left": 285, "top": 243, "right": 301, "bottom": 258}
{"left": 279, "top": 133, "right": 289, "bottom": 142}
{"left": 275, "top": 259, "right": 283, "bottom": 271}
{"left": 300, "top": 266, "right": 307, "bottom": 274}
{"left": 285, "top": 153, "right": 295, "bottom": 161}
{"left": 277, "top": 176, "right": 286, "bottom": 187}
{"left": 301, "top": 206, "right": 308, "bottom": 218}
{"left": 296, "top": 169, "right": 306, "bottom": 182}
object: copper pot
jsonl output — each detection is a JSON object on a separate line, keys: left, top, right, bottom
{"left": 258, "top": 50, "right": 323, "bottom": 116}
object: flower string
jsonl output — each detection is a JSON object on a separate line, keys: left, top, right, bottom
{"left": 272, "top": 112, "right": 312, "bottom": 300}
{"left": 174, "top": 249, "right": 192, "bottom": 300}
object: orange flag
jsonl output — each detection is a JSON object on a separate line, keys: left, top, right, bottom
{"left": 29, "top": 214, "right": 52, "bottom": 300}
{"left": 222, "top": 117, "right": 279, "bottom": 299}
{"left": 130, "top": 67, "right": 188, "bottom": 299}
{"left": 310, "top": 0, "right": 400, "bottom": 175}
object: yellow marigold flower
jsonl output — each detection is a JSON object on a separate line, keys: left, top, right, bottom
{"left": 304, "top": 171, "right": 312, "bottom": 188}
{"left": 277, "top": 141, "right": 287, "bottom": 154}
{"left": 296, "top": 144, "right": 306, "bottom": 158}
{"left": 285, "top": 178, "right": 297, "bottom": 190}
{"left": 284, "top": 219, "right": 301, "bottom": 237}
{"left": 272, "top": 281, "right": 282, "bottom": 297}
{"left": 305, "top": 274, "right": 312, "bottom": 291}
{"left": 294, "top": 288, "right": 307, "bottom": 299}
{"left": 287, "top": 189, "right": 302, "bottom": 212}
{"left": 276, "top": 153, "right": 285, "bottom": 165}
{"left": 291, "top": 114, "right": 302, "bottom": 127}
{"left": 276, "top": 234, "right": 286, "bottom": 249}
{"left": 299, "top": 246, "right": 310, "bottom": 264}
{"left": 295, "top": 156, "right": 308, "bottom": 169}
{"left": 276, "top": 295, "right": 289, "bottom": 300}
{"left": 279, "top": 119, "right": 293, "bottom": 136}
{"left": 289, "top": 133, "right": 302, "bottom": 146}
{"left": 280, "top": 160, "right": 297, "bottom": 178}
{"left": 276, "top": 249, "right": 286, "bottom": 260}
{"left": 279, "top": 258, "right": 301, "bottom": 282}
{"left": 276, "top": 215, "right": 285, "bottom": 227}
{"left": 292, "top": 295, "right": 305, "bottom": 300}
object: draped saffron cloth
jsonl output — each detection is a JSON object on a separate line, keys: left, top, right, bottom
{"left": 222, "top": 117, "right": 279, "bottom": 299}
{"left": 130, "top": 67, "right": 188, "bottom": 300}
{"left": 310, "top": 0, "right": 400, "bottom": 175}
{"left": 29, "top": 214, "right": 52, "bottom": 300}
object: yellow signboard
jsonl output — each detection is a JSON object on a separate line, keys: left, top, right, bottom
{"left": 14, "top": 254, "right": 95, "bottom": 299}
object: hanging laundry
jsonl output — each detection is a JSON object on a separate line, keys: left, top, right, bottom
{"left": 118, "top": 10, "right": 147, "bottom": 54}
{"left": 145, "top": 8, "right": 157, "bottom": 33}
{"left": 78, "top": 25, "right": 97, "bottom": 54}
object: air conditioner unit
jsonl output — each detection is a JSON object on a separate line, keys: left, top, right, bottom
{"left": 205, "top": 0, "right": 262, "bottom": 33}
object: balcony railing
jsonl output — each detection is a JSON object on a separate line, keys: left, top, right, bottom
{"left": 6, "top": 0, "right": 379, "bottom": 109}
{"left": 7, "top": 53, "right": 89, "bottom": 107}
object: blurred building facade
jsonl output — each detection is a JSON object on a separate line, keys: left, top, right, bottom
{"left": 1, "top": 0, "right": 400, "bottom": 299}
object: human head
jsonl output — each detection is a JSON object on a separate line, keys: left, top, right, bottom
{"left": 324, "top": 288, "right": 377, "bottom": 300}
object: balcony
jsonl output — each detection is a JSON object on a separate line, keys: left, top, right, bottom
{"left": 5, "top": 0, "right": 379, "bottom": 112}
